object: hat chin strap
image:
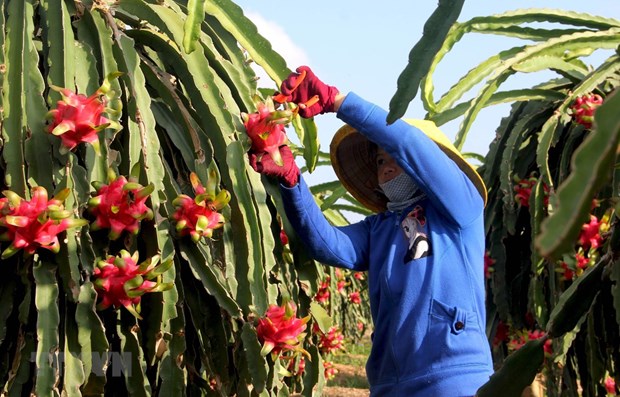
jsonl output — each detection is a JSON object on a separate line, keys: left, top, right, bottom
{"left": 379, "top": 173, "right": 426, "bottom": 212}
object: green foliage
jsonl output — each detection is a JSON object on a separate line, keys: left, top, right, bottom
{"left": 396, "top": 6, "right": 620, "bottom": 397}
{"left": 537, "top": 88, "right": 620, "bottom": 260}
{"left": 387, "top": 0, "right": 465, "bottom": 123}
{"left": 478, "top": 338, "right": 546, "bottom": 397}
{"left": 0, "top": 0, "right": 354, "bottom": 395}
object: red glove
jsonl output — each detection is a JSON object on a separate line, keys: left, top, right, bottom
{"left": 249, "top": 145, "right": 300, "bottom": 187}
{"left": 274, "top": 66, "right": 339, "bottom": 118}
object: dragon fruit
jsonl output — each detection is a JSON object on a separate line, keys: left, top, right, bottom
{"left": 484, "top": 251, "right": 495, "bottom": 279}
{"left": 316, "top": 325, "right": 346, "bottom": 355}
{"left": 47, "top": 72, "right": 121, "bottom": 154}
{"left": 241, "top": 98, "right": 294, "bottom": 166}
{"left": 256, "top": 300, "right": 310, "bottom": 357}
{"left": 578, "top": 214, "right": 606, "bottom": 251}
{"left": 172, "top": 172, "right": 230, "bottom": 243}
{"left": 348, "top": 291, "right": 361, "bottom": 304}
{"left": 88, "top": 170, "right": 154, "bottom": 240}
{"left": 286, "top": 356, "right": 306, "bottom": 378}
{"left": 323, "top": 361, "right": 338, "bottom": 380}
{"left": 605, "top": 376, "right": 616, "bottom": 395}
{"left": 93, "top": 250, "right": 173, "bottom": 319}
{"left": 571, "top": 93, "right": 603, "bottom": 129}
{"left": 0, "top": 187, "right": 87, "bottom": 259}
{"left": 280, "top": 229, "right": 289, "bottom": 245}
{"left": 508, "top": 329, "right": 553, "bottom": 358}
{"left": 314, "top": 278, "right": 331, "bottom": 304}
{"left": 513, "top": 175, "right": 550, "bottom": 208}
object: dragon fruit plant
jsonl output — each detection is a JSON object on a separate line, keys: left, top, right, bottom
{"left": 87, "top": 170, "right": 154, "bottom": 240}
{"left": 0, "top": 1, "right": 342, "bottom": 395}
{"left": 316, "top": 325, "right": 346, "bottom": 355}
{"left": 47, "top": 72, "right": 122, "bottom": 155}
{"left": 0, "top": 187, "right": 87, "bottom": 259}
{"left": 93, "top": 250, "right": 173, "bottom": 319}
{"left": 172, "top": 172, "right": 230, "bottom": 243}
{"left": 256, "top": 300, "right": 310, "bottom": 357}
{"left": 570, "top": 93, "right": 604, "bottom": 129}
{"left": 241, "top": 97, "right": 295, "bottom": 166}
{"left": 513, "top": 174, "right": 550, "bottom": 208}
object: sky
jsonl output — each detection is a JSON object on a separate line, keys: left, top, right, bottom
{"left": 233, "top": 1, "right": 619, "bottom": 189}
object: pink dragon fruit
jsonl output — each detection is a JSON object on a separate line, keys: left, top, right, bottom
{"left": 513, "top": 175, "right": 550, "bottom": 208}
{"left": 172, "top": 172, "right": 230, "bottom": 243}
{"left": 323, "top": 361, "right": 338, "bottom": 380}
{"left": 316, "top": 325, "right": 346, "bottom": 355}
{"left": 605, "top": 376, "right": 616, "bottom": 395}
{"left": 0, "top": 187, "right": 87, "bottom": 259}
{"left": 314, "top": 278, "right": 331, "bottom": 304}
{"left": 88, "top": 171, "right": 154, "bottom": 240}
{"left": 348, "top": 291, "right": 361, "bottom": 304}
{"left": 508, "top": 329, "right": 552, "bottom": 358}
{"left": 286, "top": 356, "right": 306, "bottom": 378}
{"left": 578, "top": 214, "right": 606, "bottom": 251}
{"left": 256, "top": 300, "right": 310, "bottom": 357}
{"left": 241, "top": 98, "right": 294, "bottom": 166}
{"left": 47, "top": 73, "right": 121, "bottom": 154}
{"left": 484, "top": 251, "right": 495, "bottom": 279}
{"left": 93, "top": 250, "right": 173, "bottom": 319}
{"left": 571, "top": 93, "right": 603, "bottom": 129}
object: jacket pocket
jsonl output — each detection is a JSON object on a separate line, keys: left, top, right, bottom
{"left": 421, "top": 298, "right": 489, "bottom": 370}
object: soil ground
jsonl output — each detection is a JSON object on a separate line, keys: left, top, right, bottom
{"left": 323, "top": 360, "right": 369, "bottom": 397}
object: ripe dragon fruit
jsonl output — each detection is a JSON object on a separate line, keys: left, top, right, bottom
{"left": 314, "top": 278, "right": 331, "bottom": 304}
{"left": 508, "top": 330, "right": 553, "bottom": 358}
{"left": 578, "top": 214, "right": 607, "bottom": 251}
{"left": 559, "top": 251, "right": 590, "bottom": 281}
{"left": 47, "top": 72, "right": 122, "bottom": 155}
{"left": 316, "top": 325, "right": 346, "bottom": 355}
{"left": 256, "top": 300, "right": 310, "bottom": 357}
{"left": 172, "top": 172, "right": 230, "bottom": 243}
{"left": 513, "top": 175, "right": 550, "bottom": 208}
{"left": 484, "top": 251, "right": 495, "bottom": 279}
{"left": 286, "top": 356, "right": 306, "bottom": 378}
{"left": 0, "top": 187, "right": 87, "bottom": 259}
{"left": 241, "top": 98, "right": 294, "bottom": 166}
{"left": 323, "top": 361, "right": 338, "bottom": 380}
{"left": 93, "top": 250, "right": 173, "bottom": 319}
{"left": 492, "top": 321, "right": 510, "bottom": 348}
{"left": 571, "top": 93, "right": 603, "bottom": 129}
{"left": 280, "top": 229, "right": 289, "bottom": 245}
{"left": 88, "top": 170, "right": 154, "bottom": 240}
{"left": 605, "top": 376, "right": 616, "bottom": 395}
{"left": 348, "top": 291, "right": 361, "bottom": 304}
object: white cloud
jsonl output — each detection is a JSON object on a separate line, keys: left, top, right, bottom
{"left": 243, "top": 11, "right": 310, "bottom": 85}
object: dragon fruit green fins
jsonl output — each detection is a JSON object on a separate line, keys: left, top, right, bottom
{"left": 93, "top": 250, "right": 173, "bottom": 319}
{"left": 571, "top": 93, "right": 603, "bottom": 129}
{"left": 172, "top": 172, "right": 230, "bottom": 243}
{"left": 241, "top": 99, "right": 293, "bottom": 166}
{"left": 88, "top": 171, "right": 154, "bottom": 240}
{"left": 256, "top": 300, "right": 310, "bottom": 358}
{"left": 0, "top": 187, "right": 87, "bottom": 259}
{"left": 47, "top": 72, "right": 122, "bottom": 155}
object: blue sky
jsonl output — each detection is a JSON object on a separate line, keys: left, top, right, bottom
{"left": 234, "top": 1, "right": 619, "bottom": 187}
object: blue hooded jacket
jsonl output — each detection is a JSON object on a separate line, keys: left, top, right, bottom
{"left": 280, "top": 93, "right": 493, "bottom": 396}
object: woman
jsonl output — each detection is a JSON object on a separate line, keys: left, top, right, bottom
{"left": 249, "top": 66, "right": 493, "bottom": 397}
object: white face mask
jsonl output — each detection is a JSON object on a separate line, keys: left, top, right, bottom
{"left": 378, "top": 173, "right": 418, "bottom": 203}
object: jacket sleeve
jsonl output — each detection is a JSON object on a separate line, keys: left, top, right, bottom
{"left": 279, "top": 176, "right": 371, "bottom": 271}
{"left": 337, "top": 92, "right": 483, "bottom": 226}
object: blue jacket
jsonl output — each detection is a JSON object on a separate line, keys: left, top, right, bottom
{"left": 280, "top": 93, "right": 493, "bottom": 396}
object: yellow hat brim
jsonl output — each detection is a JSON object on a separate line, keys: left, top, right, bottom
{"left": 329, "top": 119, "right": 487, "bottom": 213}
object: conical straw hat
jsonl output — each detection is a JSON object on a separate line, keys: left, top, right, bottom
{"left": 329, "top": 119, "right": 487, "bottom": 213}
